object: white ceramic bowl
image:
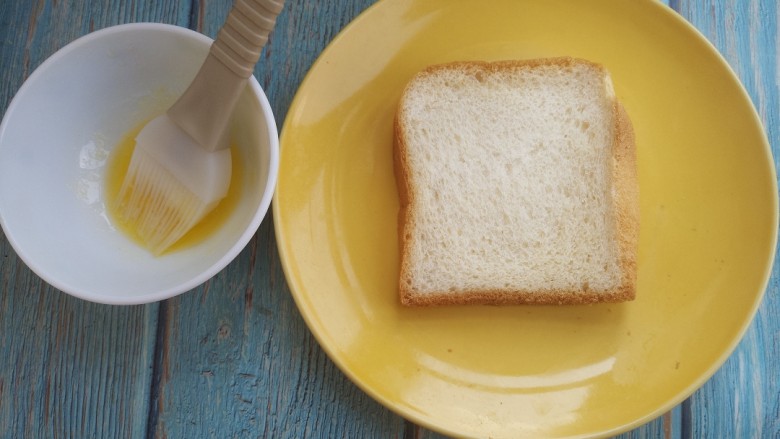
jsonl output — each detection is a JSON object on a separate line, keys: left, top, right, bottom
{"left": 0, "top": 23, "right": 279, "bottom": 304}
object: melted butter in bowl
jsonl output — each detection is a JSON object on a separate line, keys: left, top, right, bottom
{"left": 105, "top": 123, "right": 245, "bottom": 254}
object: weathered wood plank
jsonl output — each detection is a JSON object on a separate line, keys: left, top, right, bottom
{"left": 0, "top": 1, "right": 191, "bottom": 438}
{"left": 148, "top": 1, "right": 407, "bottom": 437}
{"left": 673, "top": 0, "right": 779, "bottom": 438}
{"left": 0, "top": 235, "right": 159, "bottom": 438}
{"left": 149, "top": 224, "right": 407, "bottom": 438}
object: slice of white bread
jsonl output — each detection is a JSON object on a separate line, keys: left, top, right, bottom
{"left": 394, "top": 57, "right": 638, "bottom": 306}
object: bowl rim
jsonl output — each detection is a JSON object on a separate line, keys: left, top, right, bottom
{"left": 0, "top": 23, "right": 280, "bottom": 305}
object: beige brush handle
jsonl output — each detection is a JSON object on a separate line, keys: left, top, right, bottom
{"left": 167, "top": 0, "right": 285, "bottom": 152}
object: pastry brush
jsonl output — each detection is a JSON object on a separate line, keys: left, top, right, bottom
{"left": 116, "top": 0, "right": 284, "bottom": 255}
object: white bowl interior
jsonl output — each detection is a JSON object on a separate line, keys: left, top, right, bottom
{"left": 0, "top": 24, "right": 278, "bottom": 304}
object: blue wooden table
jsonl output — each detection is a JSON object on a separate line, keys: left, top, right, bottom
{"left": 0, "top": 0, "right": 777, "bottom": 437}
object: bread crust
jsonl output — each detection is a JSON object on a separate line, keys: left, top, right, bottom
{"left": 394, "top": 58, "right": 639, "bottom": 306}
{"left": 613, "top": 102, "right": 639, "bottom": 302}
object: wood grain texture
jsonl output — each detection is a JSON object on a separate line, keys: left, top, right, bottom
{"left": 0, "top": 0, "right": 776, "bottom": 438}
{"left": 0, "top": 232, "right": 158, "bottom": 438}
{"left": 0, "top": 2, "right": 187, "bottom": 439}
{"left": 671, "top": 1, "right": 779, "bottom": 438}
{"left": 148, "top": 1, "right": 407, "bottom": 438}
{"left": 148, "top": 224, "right": 406, "bottom": 438}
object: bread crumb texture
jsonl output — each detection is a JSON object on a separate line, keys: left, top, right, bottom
{"left": 395, "top": 58, "right": 638, "bottom": 306}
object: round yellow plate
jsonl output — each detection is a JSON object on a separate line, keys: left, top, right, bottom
{"left": 273, "top": 0, "right": 778, "bottom": 437}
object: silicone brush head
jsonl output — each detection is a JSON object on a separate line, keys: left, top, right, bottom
{"left": 115, "top": 0, "right": 284, "bottom": 255}
{"left": 116, "top": 115, "right": 231, "bottom": 255}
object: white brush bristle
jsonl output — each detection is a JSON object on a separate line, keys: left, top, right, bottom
{"left": 117, "top": 149, "right": 214, "bottom": 255}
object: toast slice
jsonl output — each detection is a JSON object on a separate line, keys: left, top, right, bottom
{"left": 394, "top": 58, "right": 638, "bottom": 306}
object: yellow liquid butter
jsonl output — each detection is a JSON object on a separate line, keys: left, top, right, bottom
{"left": 105, "top": 124, "right": 243, "bottom": 254}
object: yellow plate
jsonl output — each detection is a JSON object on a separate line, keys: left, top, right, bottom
{"left": 273, "top": 0, "right": 778, "bottom": 437}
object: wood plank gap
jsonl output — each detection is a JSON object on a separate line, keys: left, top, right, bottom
{"left": 187, "top": 0, "right": 201, "bottom": 31}
{"left": 145, "top": 300, "right": 169, "bottom": 439}
{"left": 22, "top": 0, "right": 45, "bottom": 79}
{"left": 403, "top": 420, "right": 419, "bottom": 439}
{"left": 680, "top": 398, "right": 693, "bottom": 439}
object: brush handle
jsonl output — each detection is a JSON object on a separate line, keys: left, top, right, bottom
{"left": 167, "top": 0, "right": 285, "bottom": 152}
{"left": 212, "top": 0, "right": 284, "bottom": 78}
